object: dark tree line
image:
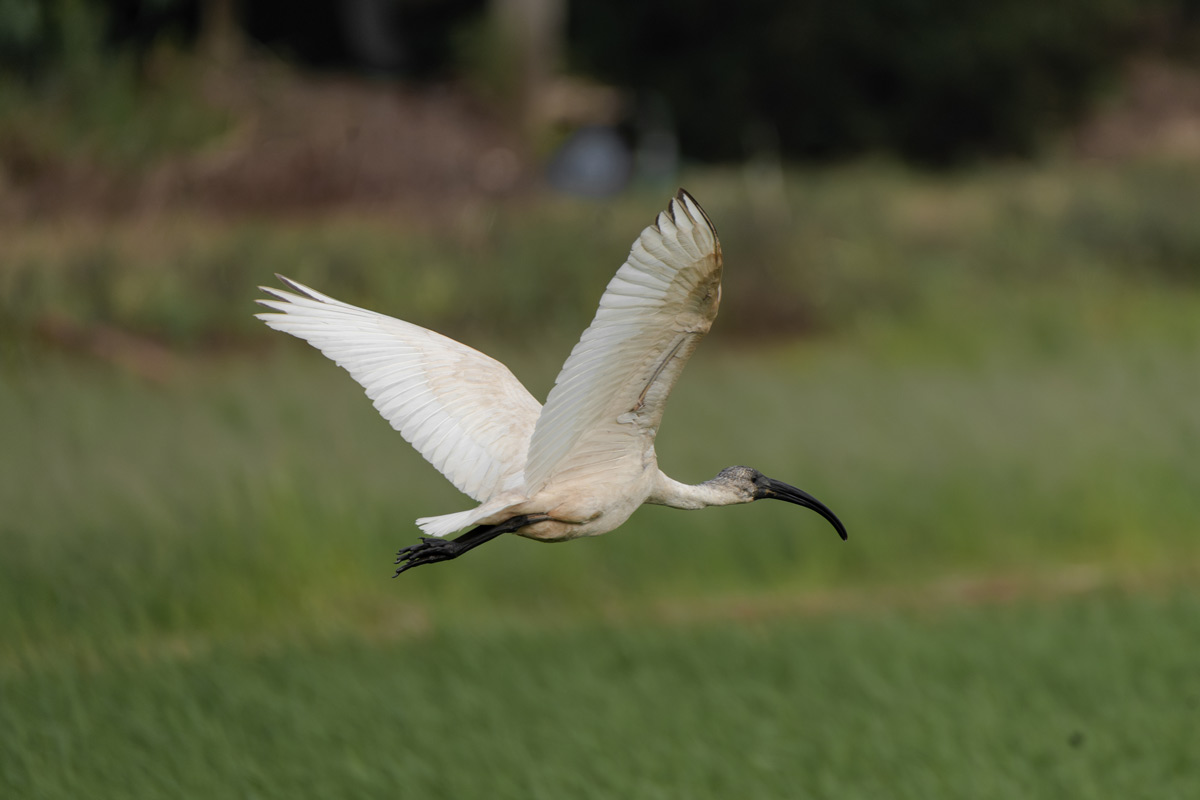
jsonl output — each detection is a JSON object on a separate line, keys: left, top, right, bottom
{"left": 2, "top": 0, "right": 1198, "bottom": 164}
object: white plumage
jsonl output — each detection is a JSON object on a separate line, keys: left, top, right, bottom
{"left": 254, "top": 280, "right": 538, "bottom": 505}
{"left": 257, "top": 190, "right": 846, "bottom": 575}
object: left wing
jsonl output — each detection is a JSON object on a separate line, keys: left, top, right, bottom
{"left": 256, "top": 277, "right": 541, "bottom": 503}
{"left": 523, "top": 189, "right": 722, "bottom": 493}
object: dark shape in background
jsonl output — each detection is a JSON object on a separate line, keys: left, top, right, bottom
{"left": 545, "top": 124, "right": 632, "bottom": 197}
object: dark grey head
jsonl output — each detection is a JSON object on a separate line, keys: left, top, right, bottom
{"left": 714, "top": 465, "right": 848, "bottom": 540}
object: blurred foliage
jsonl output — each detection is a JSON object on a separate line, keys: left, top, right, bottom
{"left": 3, "top": 1, "right": 1200, "bottom": 165}
{"left": 0, "top": 0, "right": 483, "bottom": 77}
{"left": 570, "top": 0, "right": 1198, "bottom": 164}
{"left": 0, "top": 0, "right": 228, "bottom": 169}
{"left": 4, "top": 161, "right": 1200, "bottom": 351}
{"left": 0, "top": 0, "right": 186, "bottom": 75}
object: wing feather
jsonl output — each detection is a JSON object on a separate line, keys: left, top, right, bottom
{"left": 256, "top": 276, "right": 541, "bottom": 502}
{"left": 524, "top": 190, "right": 722, "bottom": 492}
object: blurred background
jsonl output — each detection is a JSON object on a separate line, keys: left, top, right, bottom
{"left": 2, "top": 1, "right": 1200, "bottom": 797}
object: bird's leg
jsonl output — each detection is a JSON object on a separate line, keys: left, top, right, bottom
{"left": 393, "top": 514, "right": 550, "bottom": 577}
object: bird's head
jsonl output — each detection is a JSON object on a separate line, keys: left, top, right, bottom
{"left": 711, "top": 465, "right": 848, "bottom": 540}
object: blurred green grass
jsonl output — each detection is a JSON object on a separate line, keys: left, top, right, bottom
{"left": 3, "top": 314, "right": 1198, "bottom": 651}
{"left": 2, "top": 162, "right": 1199, "bottom": 797}
{"left": 0, "top": 15, "right": 230, "bottom": 171}
{"left": 3, "top": 590, "right": 1197, "bottom": 799}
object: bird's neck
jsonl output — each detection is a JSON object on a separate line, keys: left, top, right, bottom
{"left": 648, "top": 471, "right": 745, "bottom": 510}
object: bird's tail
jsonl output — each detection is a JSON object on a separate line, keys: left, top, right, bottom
{"left": 415, "top": 497, "right": 521, "bottom": 538}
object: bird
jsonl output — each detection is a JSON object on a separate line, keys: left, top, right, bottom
{"left": 256, "top": 189, "right": 847, "bottom": 576}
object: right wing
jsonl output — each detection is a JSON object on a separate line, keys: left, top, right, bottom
{"left": 256, "top": 277, "right": 541, "bottom": 503}
{"left": 523, "top": 190, "right": 722, "bottom": 493}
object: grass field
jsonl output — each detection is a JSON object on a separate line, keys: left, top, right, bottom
{"left": 3, "top": 591, "right": 1197, "bottom": 799}
{"left": 2, "top": 162, "right": 1199, "bottom": 797}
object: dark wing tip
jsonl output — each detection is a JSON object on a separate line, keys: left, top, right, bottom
{"left": 672, "top": 187, "right": 719, "bottom": 240}
{"left": 256, "top": 274, "right": 297, "bottom": 305}
{"left": 275, "top": 273, "right": 302, "bottom": 293}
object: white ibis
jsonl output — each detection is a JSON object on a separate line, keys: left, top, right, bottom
{"left": 256, "top": 189, "right": 846, "bottom": 576}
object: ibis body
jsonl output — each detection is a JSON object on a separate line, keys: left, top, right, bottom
{"left": 256, "top": 190, "right": 846, "bottom": 574}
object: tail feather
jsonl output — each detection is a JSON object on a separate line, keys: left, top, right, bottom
{"left": 416, "top": 497, "right": 521, "bottom": 537}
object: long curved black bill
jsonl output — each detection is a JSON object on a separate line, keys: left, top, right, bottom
{"left": 760, "top": 478, "right": 848, "bottom": 541}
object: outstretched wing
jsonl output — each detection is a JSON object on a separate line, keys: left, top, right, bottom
{"left": 524, "top": 189, "right": 722, "bottom": 493}
{"left": 256, "top": 277, "right": 541, "bottom": 502}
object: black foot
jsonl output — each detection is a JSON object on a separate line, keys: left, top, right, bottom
{"left": 391, "top": 514, "right": 551, "bottom": 578}
{"left": 393, "top": 537, "right": 462, "bottom": 576}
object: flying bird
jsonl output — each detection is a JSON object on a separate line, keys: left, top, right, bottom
{"left": 256, "top": 189, "right": 847, "bottom": 576}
